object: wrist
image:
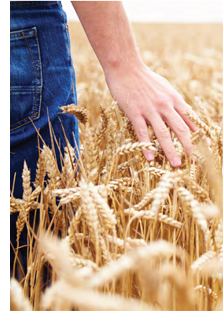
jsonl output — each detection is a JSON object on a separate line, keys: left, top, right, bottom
{"left": 103, "top": 52, "right": 144, "bottom": 78}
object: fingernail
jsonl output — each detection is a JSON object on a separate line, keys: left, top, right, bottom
{"left": 145, "top": 152, "right": 154, "bottom": 162}
{"left": 206, "top": 137, "right": 211, "bottom": 146}
{"left": 171, "top": 157, "right": 181, "bottom": 167}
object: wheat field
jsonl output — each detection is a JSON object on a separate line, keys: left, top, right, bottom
{"left": 10, "top": 22, "right": 223, "bottom": 311}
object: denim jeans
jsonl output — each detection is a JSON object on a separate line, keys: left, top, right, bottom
{"left": 10, "top": 1, "right": 79, "bottom": 277}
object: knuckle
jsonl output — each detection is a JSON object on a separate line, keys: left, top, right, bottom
{"left": 174, "top": 92, "right": 184, "bottom": 101}
{"left": 157, "top": 96, "right": 173, "bottom": 110}
{"left": 137, "top": 129, "right": 148, "bottom": 138}
{"left": 157, "top": 99, "right": 168, "bottom": 109}
{"left": 176, "top": 124, "right": 189, "bottom": 134}
{"left": 158, "top": 126, "right": 170, "bottom": 139}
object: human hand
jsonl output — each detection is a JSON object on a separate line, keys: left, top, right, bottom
{"left": 104, "top": 61, "right": 199, "bottom": 167}
{"left": 71, "top": 1, "right": 199, "bottom": 167}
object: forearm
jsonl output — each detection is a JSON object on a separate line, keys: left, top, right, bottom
{"left": 71, "top": 1, "right": 200, "bottom": 168}
{"left": 71, "top": 1, "right": 142, "bottom": 73}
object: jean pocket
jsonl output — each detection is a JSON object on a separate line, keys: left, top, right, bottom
{"left": 10, "top": 27, "right": 42, "bottom": 131}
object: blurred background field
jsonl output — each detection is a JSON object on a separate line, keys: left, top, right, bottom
{"left": 63, "top": 0, "right": 223, "bottom": 23}
{"left": 68, "top": 21, "right": 223, "bottom": 128}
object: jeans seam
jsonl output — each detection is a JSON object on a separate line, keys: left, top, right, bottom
{"left": 10, "top": 86, "right": 37, "bottom": 90}
{"left": 11, "top": 34, "right": 36, "bottom": 40}
{"left": 57, "top": 1, "right": 66, "bottom": 24}
{"left": 22, "top": 31, "right": 38, "bottom": 116}
{"left": 65, "top": 25, "right": 72, "bottom": 67}
{"left": 10, "top": 31, "right": 41, "bottom": 130}
{"left": 34, "top": 30, "right": 43, "bottom": 121}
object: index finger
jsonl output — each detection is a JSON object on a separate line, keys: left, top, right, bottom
{"left": 149, "top": 113, "right": 181, "bottom": 167}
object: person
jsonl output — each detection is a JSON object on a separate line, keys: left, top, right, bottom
{"left": 10, "top": 1, "right": 198, "bottom": 278}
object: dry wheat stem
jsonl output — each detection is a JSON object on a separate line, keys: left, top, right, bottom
{"left": 124, "top": 209, "right": 182, "bottom": 229}
{"left": 41, "top": 279, "right": 158, "bottom": 311}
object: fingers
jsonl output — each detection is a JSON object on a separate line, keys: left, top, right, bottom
{"left": 128, "top": 94, "right": 201, "bottom": 167}
{"left": 148, "top": 113, "right": 181, "bottom": 167}
{"left": 174, "top": 97, "right": 199, "bottom": 133}
{"left": 131, "top": 115, "right": 154, "bottom": 162}
{"left": 163, "top": 108, "right": 193, "bottom": 156}
{"left": 180, "top": 111, "right": 199, "bottom": 133}
{"left": 131, "top": 101, "right": 199, "bottom": 168}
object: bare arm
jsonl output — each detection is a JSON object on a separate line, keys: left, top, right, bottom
{"left": 71, "top": 1, "right": 199, "bottom": 167}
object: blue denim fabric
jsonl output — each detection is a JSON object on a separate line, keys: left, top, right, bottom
{"left": 10, "top": 1, "right": 79, "bottom": 278}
